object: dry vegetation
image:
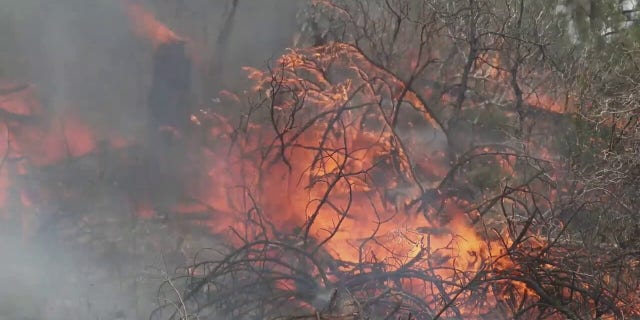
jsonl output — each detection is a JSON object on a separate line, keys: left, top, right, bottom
{"left": 0, "top": 0, "right": 639, "bottom": 319}
{"left": 151, "top": 1, "right": 640, "bottom": 319}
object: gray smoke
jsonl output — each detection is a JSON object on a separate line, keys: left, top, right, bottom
{"left": 0, "top": 0, "right": 302, "bottom": 319}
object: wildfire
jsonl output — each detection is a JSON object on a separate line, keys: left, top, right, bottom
{"left": 121, "top": 0, "right": 181, "bottom": 48}
{"left": 1, "top": 5, "right": 636, "bottom": 316}
{"left": 170, "top": 42, "right": 559, "bottom": 318}
{"left": 0, "top": 80, "right": 135, "bottom": 237}
{"left": 474, "top": 52, "right": 571, "bottom": 114}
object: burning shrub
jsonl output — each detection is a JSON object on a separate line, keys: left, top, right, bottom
{"left": 148, "top": 40, "right": 638, "bottom": 319}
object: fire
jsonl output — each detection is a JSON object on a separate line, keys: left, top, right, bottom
{"left": 8, "top": 112, "right": 96, "bottom": 167}
{"left": 121, "top": 0, "right": 181, "bottom": 47}
{"left": 173, "top": 43, "right": 551, "bottom": 318}
{"left": 199, "top": 44, "right": 471, "bottom": 258}
{"left": 525, "top": 92, "right": 569, "bottom": 114}
{"left": 1, "top": 7, "right": 635, "bottom": 316}
{"left": 474, "top": 52, "right": 571, "bottom": 114}
{"left": 0, "top": 79, "right": 136, "bottom": 238}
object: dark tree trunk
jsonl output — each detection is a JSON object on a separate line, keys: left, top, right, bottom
{"left": 148, "top": 40, "right": 192, "bottom": 137}
{"left": 145, "top": 40, "right": 193, "bottom": 215}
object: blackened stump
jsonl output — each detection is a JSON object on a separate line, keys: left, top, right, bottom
{"left": 148, "top": 40, "right": 192, "bottom": 137}
{"left": 145, "top": 40, "right": 193, "bottom": 215}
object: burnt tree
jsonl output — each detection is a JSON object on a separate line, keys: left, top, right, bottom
{"left": 145, "top": 40, "right": 193, "bottom": 215}
{"left": 148, "top": 40, "right": 192, "bottom": 140}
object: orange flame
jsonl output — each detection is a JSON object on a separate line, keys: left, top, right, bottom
{"left": 186, "top": 44, "right": 515, "bottom": 277}
{"left": 121, "top": 0, "right": 181, "bottom": 47}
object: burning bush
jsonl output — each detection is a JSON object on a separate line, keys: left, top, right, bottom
{"left": 149, "top": 40, "right": 638, "bottom": 319}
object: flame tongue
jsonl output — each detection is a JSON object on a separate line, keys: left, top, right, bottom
{"left": 121, "top": 0, "right": 181, "bottom": 47}
{"left": 186, "top": 43, "right": 490, "bottom": 270}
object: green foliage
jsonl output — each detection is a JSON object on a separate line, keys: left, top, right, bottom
{"left": 564, "top": 0, "right": 628, "bottom": 43}
{"left": 467, "top": 160, "right": 505, "bottom": 191}
{"left": 468, "top": 104, "right": 514, "bottom": 141}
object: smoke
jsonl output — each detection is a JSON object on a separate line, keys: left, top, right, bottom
{"left": 3, "top": 0, "right": 148, "bottom": 139}
{"left": 4, "top": 0, "right": 301, "bottom": 137}
{"left": 0, "top": 0, "right": 302, "bottom": 319}
{"left": 0, "top": 227, "right": 137, "bottom": 320}
{"left": 0, "top": 232, "right": 48, "bottom": 320}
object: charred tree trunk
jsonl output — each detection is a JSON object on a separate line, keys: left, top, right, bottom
{"left": 145, "top": 40, "right": 193, "bottom": 215}
{"left": 208, "top": 0, "right": 239, "bottom": 94}
{"left": 148, "top": 40, "right": 192, "bottom": 139}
